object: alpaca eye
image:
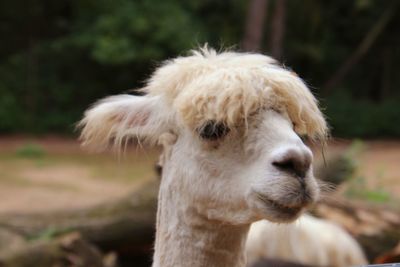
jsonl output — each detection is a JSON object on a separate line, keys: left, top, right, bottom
{"left": 198, "top": 121, "right": 230, "bottom": 140}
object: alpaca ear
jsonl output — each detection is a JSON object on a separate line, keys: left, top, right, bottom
{"left": 78, "top": 94, "right": 171, "bottom": 151}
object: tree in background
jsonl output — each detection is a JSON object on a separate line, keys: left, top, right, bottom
{"left": 269, "top": 0, "right": 286, "bottom": 60}
{"left": 0, "top": 0, "right": 399, "bottom": 137}
{"left": 242, "top": 0, "right": 269, "bottom": 51}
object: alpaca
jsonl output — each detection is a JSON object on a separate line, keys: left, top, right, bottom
{"left": 155, "top": 144, "right": 367, "bottom": 267}
{"left": 246, "top": 214, "right": 368, "bottom": 267}
{"left": 79, "top": 47, "right": 328, "bottom": 267}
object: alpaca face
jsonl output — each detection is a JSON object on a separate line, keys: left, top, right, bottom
{"left": 79, "top": 48, "right": 327, "bottom": 225}
{"left": 158, "top": 108, "right": 318, "bottom": 225}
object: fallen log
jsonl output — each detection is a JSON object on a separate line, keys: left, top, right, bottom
{"left": 314, "top": 196, "right": 400, "bottom": 262}
{"left": 0, "top": 232, "right": 116, "bottom": 267}
{"left": 0, "top": 179, "right": 159, "bottom": 264}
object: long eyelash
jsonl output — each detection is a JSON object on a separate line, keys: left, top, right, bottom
{"left": 198, "top": 121, "right": 230, "bottom": 140}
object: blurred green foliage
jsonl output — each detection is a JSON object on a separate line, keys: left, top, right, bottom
{"left": 28, "top": 227, "right": 73, "bottom": 241}
{"left": 0, "top": 0, "right": 399, "bottom": 136}
{"left": 325, "top": 93, "right": 400, "bottom": 137}
{"left": 345, "top": 175, "right": 392, "bottom": 203}
{"left": 15, "top": 143, "right": 46, "bottom": 158}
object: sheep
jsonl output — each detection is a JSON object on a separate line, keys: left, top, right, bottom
{"left": 79, "top": 47, "right": 328, "bottom": 267}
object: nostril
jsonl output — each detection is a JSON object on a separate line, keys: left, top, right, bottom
{"left": 272, "top": 150, "right": 311, "bottom": 179}
{"left": 273, "top": 160, "right": 296, "bottom": 174}
{"left": 273, "top": 159, "right": 306, "bottom": 179}
{"left": 155, "top": 163, "right": 163, "bottom": 177}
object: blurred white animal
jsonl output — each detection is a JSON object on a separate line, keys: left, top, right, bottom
{"left": 246, "top": 214, "right": 368, "bottom": 267}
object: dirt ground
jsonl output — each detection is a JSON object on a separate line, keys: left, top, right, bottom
{"left": 0, "top": 136, "right": 160, "bottom": 213}
{"left": 357, "top": 140, "right": 400, "bottom": 195}
{"left": 314, "top": 139, "right": 400, "bottom": 198}
{"left": 0, "top": 136, "right": 399, "bottom": 214}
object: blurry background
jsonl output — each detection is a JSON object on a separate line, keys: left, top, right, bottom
{"left": 0, "top": 0, "right": 399, "bottom": 266}
{"left": 1, "top": 0, "right": 400, "bottom": 136}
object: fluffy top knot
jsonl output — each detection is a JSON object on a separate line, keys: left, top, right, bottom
{"left": 144, "top": 47, "right": 328, "bottom": 140}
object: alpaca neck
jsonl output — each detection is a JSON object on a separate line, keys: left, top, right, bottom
{"left": 152, "top": 178, "right": 250, "bottom": 267}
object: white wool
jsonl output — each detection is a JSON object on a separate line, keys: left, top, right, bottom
{"left": 79, "top": 47, "right": 328, "bottom": 152}
{"left": 145, "top": 47, "right": 328, "bottom": 140}
{"left": 78, "top": 94, "right": 175, "bottom": 151}
{"left": 246, "top": 214, "right": 368, "bottom": 267}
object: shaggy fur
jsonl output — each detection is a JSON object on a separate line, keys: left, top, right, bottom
{"left": 79, "top": 47, "right": 329, "bottom": 267}
{"left": 145, "top": 47, "right": 327, "bottom": 139}
{"left": 79, "top": 95, "right": 174, "bottom": 151}
{"left": 80, "top": 47, "right": 327, "bottom": 152}
{"left": 246, "top": 215, "right": 368, "bottom": 267}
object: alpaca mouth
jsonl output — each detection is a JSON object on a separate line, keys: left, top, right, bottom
{"left": 256, "top": 193, "right": 304, "bottom": 216}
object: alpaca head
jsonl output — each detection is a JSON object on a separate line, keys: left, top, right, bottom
{"left": 79, "top": 47, "right": 328, "bottom": 225}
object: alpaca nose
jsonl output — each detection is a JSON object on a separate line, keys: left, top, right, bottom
{"left": 272, "top": 148, "right": 312, "bottom": 179}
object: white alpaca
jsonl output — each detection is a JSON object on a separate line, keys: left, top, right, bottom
{"left": 79, "top": 47, "right": 328, "bottom": 267}
{"left": 155, "top": 144, "right": 368, "bottom": 267}
{"left": 246, "top": 215, "right": 368, "bottom": 267}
